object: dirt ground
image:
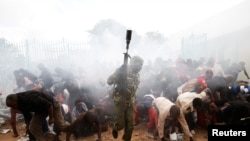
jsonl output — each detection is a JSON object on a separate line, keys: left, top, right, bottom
{"left": 0, "top": 120, "right": 208, "bottom": 141}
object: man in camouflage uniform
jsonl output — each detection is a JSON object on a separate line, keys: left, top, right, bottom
{"left": 107, "top": 56, "right": 144, "bottom": 141}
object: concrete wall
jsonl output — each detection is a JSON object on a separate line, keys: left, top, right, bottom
{"left": 176, "top": 0, "right": 250, "bottom": 80}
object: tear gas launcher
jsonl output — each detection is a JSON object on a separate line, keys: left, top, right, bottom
{"left": 119, "top": 30, "right": 132, "bottom": 97}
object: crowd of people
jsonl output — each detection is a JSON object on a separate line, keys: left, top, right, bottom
{"left": 134, "top": 56, "right": 250, "bottom": 141}
{"left": 1, "top": 55, "right": 250, "bottom": 141}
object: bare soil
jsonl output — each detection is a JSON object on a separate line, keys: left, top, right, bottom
{"left": 1, "top": 120, "right": 208, "bottom": 141}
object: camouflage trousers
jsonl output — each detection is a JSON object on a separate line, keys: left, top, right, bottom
{"left": 113, "top": 100, "right": 135, "bottom": 141}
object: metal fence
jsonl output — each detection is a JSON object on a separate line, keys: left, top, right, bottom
{"left": 0, "top": 38, "right": 89, "bottom": 95}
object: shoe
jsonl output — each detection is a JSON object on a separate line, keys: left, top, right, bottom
{"left": 112, "top": 129, "right": 118, "bottom": 139}
{"left": 190, "top": 130, "right": 195, "bottom": 135}
{"left": 146, "top": 132, "right": 154, "bottom": 138}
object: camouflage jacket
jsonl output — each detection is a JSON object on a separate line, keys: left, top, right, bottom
{"left": 107, "top": 66, "right": 140, "bottom": 104}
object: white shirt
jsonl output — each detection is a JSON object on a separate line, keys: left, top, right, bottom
{"left": 152, "top": 97, "right": 192, "bottom": 138}
{"left": 176, "top": 91, "right": 207, "bottom": 114}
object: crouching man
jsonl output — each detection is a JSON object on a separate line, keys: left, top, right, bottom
{"left": 65, "top": 107, "right": 110, "bottom": 141}
{"left": 5, "top": 90, "right": 69, "bottom": 141}
{"left": 152, "top": 96, "right": 194, "bottom": 141}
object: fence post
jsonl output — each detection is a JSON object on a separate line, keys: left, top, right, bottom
{"left": 25, "top": 40, "right": 30, "bottom": 68}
